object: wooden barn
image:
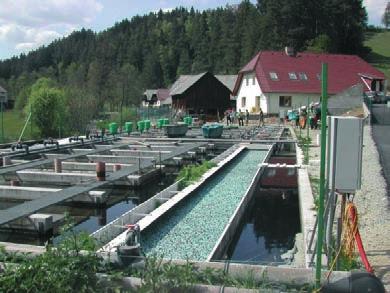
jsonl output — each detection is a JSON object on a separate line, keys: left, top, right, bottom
{"left": 170, "top": 72, "right": 236, "bottom": 118}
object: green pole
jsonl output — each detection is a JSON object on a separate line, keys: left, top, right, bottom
{"left": 315, "top": 63, "right": 328, "bottom": 290}
{"left": 299, "top": 103, "right": 302, "bottom": 137}
{"left": 30, "top": 103, "right": 33, "bottom": 139}
{"left": 1, "top": 103, "right": 3, "bottom": 141}
{"left": 307, "top": 97, "right": 310, "bottom": 138}
{"left": 306, "top": 97, "right": 310, "bottom": 161}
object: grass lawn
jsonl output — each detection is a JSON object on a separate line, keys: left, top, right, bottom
{"left": 1, "top": 110, "right": 38, "bottom": 143}
{"left": 365, "top": 30, "right": 390, "bottom": 90}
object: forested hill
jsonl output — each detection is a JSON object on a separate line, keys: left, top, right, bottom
{"left": 0, "top": 0, "right": 368, "bottom": 109}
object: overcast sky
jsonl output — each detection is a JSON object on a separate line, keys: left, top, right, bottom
{"left": 0, "top": 0, "right": 387, "bottom": 60}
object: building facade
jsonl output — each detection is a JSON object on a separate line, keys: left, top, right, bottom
{"left": 233, "top": 50, "right": 386, "bottom": 115}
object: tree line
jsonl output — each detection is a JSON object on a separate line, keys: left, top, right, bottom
{"left": 0, "top": 0, "right": 369, "bottom": 136}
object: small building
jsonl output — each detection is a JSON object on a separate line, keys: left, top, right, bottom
{"left": 0, "top": 86, "right": 8, "bottom": 105}
{"left": 232, "top": 50, "right": 387, "bottom": 115}
{"left": 142, "top": 89, "right": 171, "bottom": 107}
{"left": 170, "top": 72, "right": 236, "bottom": 118}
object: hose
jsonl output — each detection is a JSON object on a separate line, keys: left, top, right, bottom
{"left": 344, "top": 202, "right": 374, "bottom": 274}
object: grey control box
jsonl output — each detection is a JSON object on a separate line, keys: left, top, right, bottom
{"left": 328, "top": 116, "right": 363, "bottom": 193}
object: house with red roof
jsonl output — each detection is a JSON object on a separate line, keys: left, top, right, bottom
{"left": 232, "top": 49, "right": 386, "bottom": 115}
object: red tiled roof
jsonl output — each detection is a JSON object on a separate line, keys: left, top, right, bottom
{"left": 233, "top": 51, "right": 386, "bottom": 95}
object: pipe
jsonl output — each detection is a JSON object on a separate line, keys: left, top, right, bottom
{"left": 10, "top": 180, "right": 20, "bottom": 186}
{"left": 54, "top": 158, "right": 62, "bottom": 173}
{"left": 346, "top": 204, "right": 374, "bottom": 274}
{"left": 322, "top": 271, "right": 385, "bottom": 293}
{"left": 96, "top": 161, "right": 106, "bottom": 181}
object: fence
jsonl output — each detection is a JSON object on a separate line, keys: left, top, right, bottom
{"left": 137, "top": 107, "right": 172, "bottom": 122}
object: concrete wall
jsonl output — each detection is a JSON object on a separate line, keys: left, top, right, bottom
{"left": 328, "top": 84, "right": 363, "bottom": 115}
{"left": 92, "top": 180, "right": 181, "bottom": 246}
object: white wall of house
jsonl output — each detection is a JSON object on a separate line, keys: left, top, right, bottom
{"left": 236, "top": 72, "right": 268, "bottom": 113}
{"left": 266, "top": 93, "right": 321, "bottom": 114}
{"left": 235, "top": 72, "right": 334, "bottom": 115}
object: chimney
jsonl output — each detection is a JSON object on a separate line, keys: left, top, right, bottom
{"left": 285, "top": 47, "right": 296, "bottom": 57}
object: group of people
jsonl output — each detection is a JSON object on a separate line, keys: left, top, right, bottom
{"left": 225, "top": 108, "right": 264, "bottom": 127}
{"left": 286, "top": 105, "right": 320, "bottom": 129}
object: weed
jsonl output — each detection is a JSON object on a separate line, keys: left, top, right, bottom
{"left": 176, "top": 160, "right": 217, "bottom": 189}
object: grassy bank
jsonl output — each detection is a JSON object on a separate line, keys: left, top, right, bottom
{"left": 365, "top": 30, "right": 390, "bottom": 90}
{"left": 1, "top": 110, "right": 38, "bottom": 143}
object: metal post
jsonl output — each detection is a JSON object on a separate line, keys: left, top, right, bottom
{"left": 336, "top": 217, "right": 342, "bottom": 270}
{"left": 96, "top": 161, "right": 106, "bottom": 181}
{"left": 299, "top": 103, "right": 302, "bottom": 137}
{"left": 307, "top": 97, "right": 310, "bottom": 138}
{"left": 1, "top": 102, "right": 4, "bottom": 143}
{"left": 315, "top": 63, "right": 328, "bottom": 290}
{"left": 159, "top": 151, "right": 162, "bottom": 172}
{"left": 138, "top": 150, "right": 141, "bottom": 175}
{"left": 30, "top": 103, "right": 33, "bottom": 138}
{"left": 306, "top": 97, "right": 310, "bottom": 162}
{"left": 54, "top": 158, "right": 62, "bottom": 173}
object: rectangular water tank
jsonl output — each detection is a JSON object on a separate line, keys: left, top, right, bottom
{"left": 328, "top": 116, "right": 363, "bottom": 193}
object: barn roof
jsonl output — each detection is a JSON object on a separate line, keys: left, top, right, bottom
{"left": 215, "top": 75, "right": 238, "bottom": 92}
{"left": 233, "top": 51, "right": 386, "bottom": 95}
{"left": 143, "top": 89, "right": 170, "bottom": 102}
{"left": 156, "top": 89, "right": 171, "bottom": 101}
{"left": 169, "top": 73, "right": 207, "bottom": 96}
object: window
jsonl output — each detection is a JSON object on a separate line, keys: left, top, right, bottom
{"left": 269, "top": 72, "right": 278, "bottom": 80}
{"left": 246, "top": 77, "right": 249, "bottom": 86}
{"left": 317, "top": 73, "right": 321, "bottom": 80}
{"left": 288, "top": 72, "right": 297, "bottom": 80}
{"left": 279, "top": 96, "right": 292, "bottom": 107}
{"left": 299, "top": 73, "right": 308, "bottom": 80}
{"left": 252, "top": 77, "right": 256, "bottom": 85}
{"left": 242, "top": 97, "right": 246, "bottom": 107}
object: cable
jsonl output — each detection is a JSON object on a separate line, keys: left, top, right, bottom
{"left": 314, "top": 199, "right": 374, "bottom": 292}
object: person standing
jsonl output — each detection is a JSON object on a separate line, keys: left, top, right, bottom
{"left": 259, "top": 108, "right": 264, "bottom": 126}
{"left": 245, "top": 109, "right": 250, "bottom": 126}
{"left": 238, "top": 109, "right": 244, "bottom": 126}
{"left": 230, "top": 109, "right": 235, "bottom": 124}
{"left": 225, "top": 109, "right": 231, "bottom": 126}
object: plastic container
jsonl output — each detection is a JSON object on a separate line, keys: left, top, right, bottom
{"left": 157, "top": 119, "right": 164, "bottom": 129}
{"left": 137, "top": 120, "right": 145, "bottom": 133}
{"left": 184, "top": 116, "right": 193, "bottom": 126}
{"left": 144, "top": 120, "right": 151, "bottom": 130}
{"left": 109, "top": 122, "right": 118, "bottom": 135}
{"left": 202, "top": 124, "right": 223, "bottom": 138}
{"left": 125, "top": 122, "right": 133, "bottom": 133}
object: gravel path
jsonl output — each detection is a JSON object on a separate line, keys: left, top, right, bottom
{"left": 307, "top": 126, "right": 390, "bottom": 289}
{"left": 141, "top": 150, "right": 267, "bottom": 261}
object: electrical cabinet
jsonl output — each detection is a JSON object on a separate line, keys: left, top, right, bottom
{"left": 328, "top": 116, "right": 363, "bottom": 193}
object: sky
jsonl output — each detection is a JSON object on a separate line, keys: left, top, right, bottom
{"left": 0, "top": 0, "right": 387, "bottom": 61}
